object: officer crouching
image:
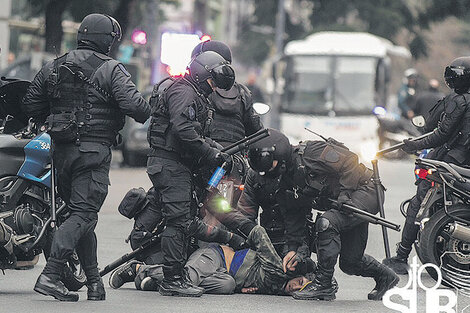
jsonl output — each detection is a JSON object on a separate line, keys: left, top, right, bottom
{"left": 245, "top": 129, "right": 399, "bottom": 301}
{"left": 22, "top": 14, "right": 150, "bottom": 301}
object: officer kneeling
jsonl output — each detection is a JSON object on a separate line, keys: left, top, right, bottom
{"left": 246, "top": 129, "right": 399, "bottom": 301}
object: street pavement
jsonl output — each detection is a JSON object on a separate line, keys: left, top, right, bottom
{"left": 0, "top": 157, "right": 469, "bottom": 313}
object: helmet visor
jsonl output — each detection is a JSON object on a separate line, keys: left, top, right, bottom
{"left": 445, "top": 66, "right": 466, "bottom": 89}
{"left": 210, "top": 63, "right": 235, "bottom": 90}
{"left": 248, "top": 147, "right": 275, "bottom": 173}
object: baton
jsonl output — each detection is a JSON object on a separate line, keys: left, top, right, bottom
{"left": 375, "top": 131, "right": 433, "bottom": 157}
{"left": 329, "top": 199, "right": 401, "bottom": 232}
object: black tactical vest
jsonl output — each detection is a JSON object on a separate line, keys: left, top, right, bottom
{"left": 47, "top": 53, "right": 124, "bottom": 145}
{"left": 206, "top": 83, "right": 246, "bottom": 146}
{"left": 147, "top": 77, "right": 209, "bottom": 159}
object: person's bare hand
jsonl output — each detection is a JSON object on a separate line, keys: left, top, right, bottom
{"left": 282, "top": 251, "right": 298, "bottom": 273}
{"left": 241, "top": 287, "right": 258, "bottom": 294}
{"left": 407, "top": 110, "right": 415, "bottom": 119}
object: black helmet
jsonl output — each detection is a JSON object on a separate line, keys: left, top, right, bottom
{"left": 191, "top": 40, "right": 232, "bottom": 63}
{"left": 248, "top": 129, "right": 292, "bottom": 176}
{"left": 77, "top": 14, "right": 122, "bottom": 55}
{"left": 444, "top": 57, "right": 470, "bottom": 94}
{"left": 188, "top": 51, "right": 235, "bottom": 91}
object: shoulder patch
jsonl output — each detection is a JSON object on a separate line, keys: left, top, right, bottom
{"left": 320, "top": 146, "right": 340, "bottom": 163}
{"left": 117, "top": 63, "right": 131, "bottom": 77}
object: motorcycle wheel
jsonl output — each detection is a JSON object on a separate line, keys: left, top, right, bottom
{"left": 418, "top": 204, "right": 470, "bottom": 289}
{"left": 62, "top": 251, "right": 87, "bottom": 291}
{"left": 43, "top": 245, "right": 87, "bottom": 291}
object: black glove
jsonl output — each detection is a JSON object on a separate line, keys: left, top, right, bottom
{"left": 402, "top": 138, "right": 420, "bottom": 154}
{"left": 214, "top": 152, "right": 233, "bottom": 174}
{"left": 337, "top": 191, "right": 352, "bottom": 208}
{"left": 228, "top": 233, "right": 248, "bottom": 250}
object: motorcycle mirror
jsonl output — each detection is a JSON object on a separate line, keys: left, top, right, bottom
{"left": 412, "top": 115, "right": 426, "bottom": 128}
{"left": 253, "top": 102, "right": 270, "bottom": 115}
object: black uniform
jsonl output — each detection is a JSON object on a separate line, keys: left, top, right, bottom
{"left": 22, "top": 49, "right": 149, "bottom": 285}
{"left": 237, "top": 169, "right": 303, "bottom": 257}
{"left": 207, "top": 83, "right": 262, "bottom": 147}
{"left": 414, "top": 88, "right": 445, "bottom": 121}
{"left": 146, "top": 75, "right": 222, "bottom": 280}
{"left": 395, "top": 91, "right": 470, "bottom": 260}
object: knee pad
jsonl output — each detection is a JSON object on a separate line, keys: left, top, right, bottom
{"left": 315, "top": 217, "right": 331, "bottom": 233}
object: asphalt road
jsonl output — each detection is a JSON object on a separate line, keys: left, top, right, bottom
{"left": 0, "top": 158, "right": 469, "bottom": 313}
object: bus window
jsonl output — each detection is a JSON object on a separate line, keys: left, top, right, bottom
{"left": 334, "top": 57, "right": 376, "bottom": 114}
{"left": 284, "top": 56, "right": 333, "bottom": 115}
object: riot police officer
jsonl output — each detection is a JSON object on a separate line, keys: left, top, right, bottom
{"left": 191, "top": 40, "right": 263, "bottom": 147}
{"left": 146, "top": 50, "right": 235, "bottom": 297}
{"left": 246, "top": 129, "right": 398, "bottom": 301}
{"left": 22, "top": 14, "right": 150, "bottom": 302}
{"left": 191, "top": 40, "right": 263, "bottom": 207}
{"left": 384, "top": 57, "right": 470, "bottom": 274}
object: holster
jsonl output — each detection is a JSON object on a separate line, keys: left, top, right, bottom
{"left": 45, "top": 112, "right": 79, "bottom": 144}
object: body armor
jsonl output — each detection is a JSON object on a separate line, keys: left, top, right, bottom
{"left": 46, "top": 53, "right": 124, "bottom": 145}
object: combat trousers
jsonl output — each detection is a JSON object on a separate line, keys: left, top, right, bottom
{"left": 43, "top": 142, "right": 111, "bottom": 283}
{"left": 316, "top": 181, "right": 384, "bottom": 282}
{"left": 147, "top": 156, "right": 193, "bottom": 279}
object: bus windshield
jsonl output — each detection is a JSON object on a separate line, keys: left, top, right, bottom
{"left": 283, "top": 55, "right": 377, "bottom": 116}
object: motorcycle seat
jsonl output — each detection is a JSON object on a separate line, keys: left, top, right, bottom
{"left": 449, "top": 164, "right": 470, "bottom": 178}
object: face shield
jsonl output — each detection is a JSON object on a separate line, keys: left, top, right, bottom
{"left": 248, "top": 147, "right": 275, "bottom": 175}
{"left": 444, "top": 66, "right": 465, "bottom": 90}
{"left": 209, "top": 62, "right": 235, "bottom": 91}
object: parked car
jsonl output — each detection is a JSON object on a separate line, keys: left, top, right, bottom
{"left": 119, "top": 88, "right": 152, "bottom": 167}
{"left": 0, "top": 52, "right": 55, "bottom": 81}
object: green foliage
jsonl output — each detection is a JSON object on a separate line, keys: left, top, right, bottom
{"left": 240, "top": 0, "right": 470, "bottom": 65}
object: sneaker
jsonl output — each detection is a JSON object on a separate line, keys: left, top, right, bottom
{"left": 159, "top": 277, "right": 204, "bottom": 297}
{"left": 34, "top": 273, "right": 79, "bottom": 302}
{"left": 109, "top": 260, "right": 141, "bottom": 289}
{"left": 383, "top": 255, "right": 409, "bottom": 275}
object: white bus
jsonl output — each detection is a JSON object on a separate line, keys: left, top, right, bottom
{"left": 278, "top": 31, "right": 411, "bottom": 161}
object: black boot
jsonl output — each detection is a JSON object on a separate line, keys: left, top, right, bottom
{"left": 292, "top": 271, "right": 337, "bottom": 301}
{"left": 361, "top": 255, "right": 399, "bottom": 301}
{"left": 382, "top": 244, "right": 411, "bottom": 275}
{"left": 87, "top": 278, "right": 106, "bottom": 301}
{"left": 159, "top": 275, "right": 204, "bottom": 297}
{"left": 34, "top": 273, "right": 79, "bottom": 302}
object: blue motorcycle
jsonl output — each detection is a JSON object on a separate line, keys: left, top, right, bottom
{"left": 0, "top": 78, "right": 85, "bottom": 290}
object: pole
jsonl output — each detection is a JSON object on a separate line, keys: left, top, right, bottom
{"left": 271, "top": 0, "right": 285, "bottom": 130}
{"left": 50, "top": 141, "right": 57, "bottom": 229}
{"left": 371, "top": 159, "right": 391, "bottom": 258}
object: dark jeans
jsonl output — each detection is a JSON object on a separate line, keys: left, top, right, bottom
{"left": 147, "top": 156, "right": 193, "bottom": 279}
{"left": 317, "top": 181, "right": 384, "bottom": 280}
{"left": 44, "top": 142, "right": 111, "bottom": 283}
